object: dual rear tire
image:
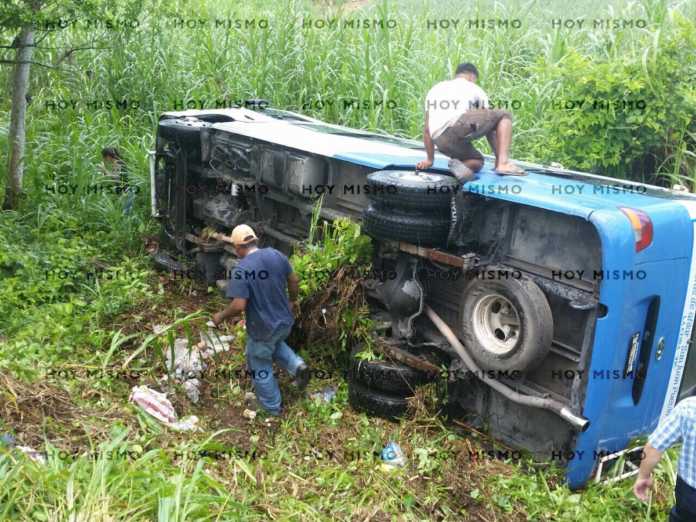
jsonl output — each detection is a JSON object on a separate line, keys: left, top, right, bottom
{"left": 347, "top": 345, "right": 438, "bottom": 420}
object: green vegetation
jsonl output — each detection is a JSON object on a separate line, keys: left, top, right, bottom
{"left": 0, "top": 204, "right": 680, "bottom": 520}
{"left": 0, "top": 0, "right": 691, "bottom": 519}
{"left": 290, "top": 213, "right": 375, "bottom": 359}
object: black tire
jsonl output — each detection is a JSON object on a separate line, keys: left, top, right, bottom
{"left": 362, "top": 204, "right": 451, "bottom": 247}
{"left": 366, "top": 170, "right": 459, "bottom": 211}
{"left": 348, "top": 380, "right": 410, "bottom": 420}
{"left": 350, "top": 346, "right": 433, "bottom": 395}
{"left": 460, "top": 266, "right": 553, "bottom": 372}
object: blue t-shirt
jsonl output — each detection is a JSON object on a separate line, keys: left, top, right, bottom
{"left": 226, "top": 248, "right": 294, "bottom": 341}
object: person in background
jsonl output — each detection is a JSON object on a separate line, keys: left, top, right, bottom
{"left": 212, "top": 224, "right": 310, "bottom": 416}
{"left": 101, "top": 147, "right": 134, "bottom": 214}
{"left": 416, "top": 62, "right": 524, "bottom": 180}
{"left": 634, "top": 396, "right": 696, "bottom": 521}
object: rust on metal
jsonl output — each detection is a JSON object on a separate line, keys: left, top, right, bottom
{"left": 379, "top": 341, "right": 441, "bottom": 375}
{"left": 399, "top": 242, "right": 478, "bottom": 269}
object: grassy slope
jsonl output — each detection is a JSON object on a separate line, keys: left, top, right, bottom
{"left": 0, "top": 0, "right": 691, "bottom": 519}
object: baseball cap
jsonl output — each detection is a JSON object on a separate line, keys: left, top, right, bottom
{"left": 231, "top": 224, "right": 258, "bottom": 246}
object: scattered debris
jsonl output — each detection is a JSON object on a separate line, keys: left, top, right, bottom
{"left": 152, "top": 323, "right": 167, "bottom": 335}
{"left": 183, "top": 379, "right": 201, "bottom": 404}
{"left": 242, "top": 409, "right": 257, "bottom": 421}
{"left": 310, "top": 386, "right": 337, "bottom": 403}
{"left": 16, "top": 445, "right": 47, "bottom": 464}
{"left": 154, "top": 323, "right": 234, "bottom": 404}
{"left": 167, "top": 337, "right": 204, "bottom": 380}
{"left": 129, "top": 385, "right": 200, "bottom": 431}
{"left": 380, "top": 441, "right": 407, "bottom": 469}
{"left": 1, "top": 436, "right": 47, "bottom": 464}
{"left": 199, "top": 321, "right": 234, "bottom": 358}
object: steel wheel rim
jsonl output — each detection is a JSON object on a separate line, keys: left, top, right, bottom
{"left": 472, "top": 293, "right": 521, "bottom": 355}
{"left": 389, "top": 171, "right": 443, "bottom": 184}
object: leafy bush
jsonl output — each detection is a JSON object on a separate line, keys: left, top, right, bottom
{"left": 529, "top": 12, "right": 696, "bottom": 185}
{"left": 291, "top": 217, "right": 372, "bottom": 301}
{"left": 0, "top": 208, "right": 154, "bottom": 378}
{"left": 290, "top": 213, "right": 374, "bottom": 359}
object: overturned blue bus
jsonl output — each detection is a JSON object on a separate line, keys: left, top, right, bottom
{"left": 149, "top": 105, "right": 696, "bottom": 488}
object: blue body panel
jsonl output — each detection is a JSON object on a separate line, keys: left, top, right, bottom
{"left": 565, "top": 210, "right": 694, "bottom": 487}
{"left": 335, "top": 151, "right": 680, "bottom": 221}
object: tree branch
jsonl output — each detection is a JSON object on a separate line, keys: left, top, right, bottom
{"left": 0, "top": 44, "right": 110, "bottom": 50}
{"left": 0, "top": 59, "right": 54, "bottom": 68}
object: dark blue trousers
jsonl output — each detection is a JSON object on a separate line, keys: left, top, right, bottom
{"left": 669, "top": 476, "right": 696, "bottom": 522}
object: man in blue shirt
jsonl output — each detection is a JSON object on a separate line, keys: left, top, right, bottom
{"left": 212, "top": 224, "right": 310, "bottom": 416}
{"left": 634, "top": 397, "right": 696, "bottom": 521}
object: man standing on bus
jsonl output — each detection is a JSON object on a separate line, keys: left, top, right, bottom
{"left": 416, "top": 62, "right": 524, "bottom": 179}
{"left": 634, "top": 396, "right": 696, "bottom": 521}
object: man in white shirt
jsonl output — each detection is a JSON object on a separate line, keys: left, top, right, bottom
{"left": 416, "top": 63, "right": 524, "bottom": 179}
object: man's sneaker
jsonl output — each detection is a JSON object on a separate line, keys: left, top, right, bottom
{"left": 294, "top": 364, "right": 311, "bottom": 391}
{"left": 244, "top": 392, "right": 281, "bottom": 417}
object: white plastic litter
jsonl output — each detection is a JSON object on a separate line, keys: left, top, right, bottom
{"left": 310, "top": 386, "right": 337, "bottom": 403}
{"left": 380, "top": 441, "right": 407, "bottom": 468}
{"left": 16, "top": 445, "right": 46, "bottom": 464}
{"left": 129, "top": 385, "right": 200, "bottom": 431}
{"left": 167, "top": 338, "right": 204, "bottom": 379}
{"left": 183, "top": 379, "right": 201, "bottom": 404}
{"left": 159, "top": 326, "right": 234, "bottom": 404}
{"left": 199, "top": 324, "right": 234, "bottom": 358}
{"left": 152, "top": 323, "right": 167, "bottom": 335}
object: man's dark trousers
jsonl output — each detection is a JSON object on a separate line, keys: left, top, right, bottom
{"left": 670, "top": 476, "right": 696, "bottom": 522}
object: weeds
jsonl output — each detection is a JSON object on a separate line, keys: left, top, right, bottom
{"left": 290, "top": 214, "right": 374, "bottom": 361}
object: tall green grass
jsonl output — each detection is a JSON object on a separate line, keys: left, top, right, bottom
{"left": 0, "top": 430, "right": 249, "bottom": 521}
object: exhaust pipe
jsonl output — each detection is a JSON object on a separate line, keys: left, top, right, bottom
{"left": 559, "top": 407, "right": 591, "bottom": 432}
{"left": 424, "top": 305, "right": 590, "bottom": 432}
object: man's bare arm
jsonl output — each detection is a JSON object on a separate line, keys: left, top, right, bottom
{"left": 633, "top": 443, "right": 663, "bottom": 501}
{"left": 212, "top": 297, "right": 247, "bottom": 326}
{"left": 416, "top": 111, "right": 434, "bottom": 170}
{"left": 424, "top": 117, "right": 435, "bottom": 161}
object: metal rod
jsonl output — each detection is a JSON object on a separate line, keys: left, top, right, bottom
{"left": 424, "top": 304, "right": 590, "bottom": 432}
